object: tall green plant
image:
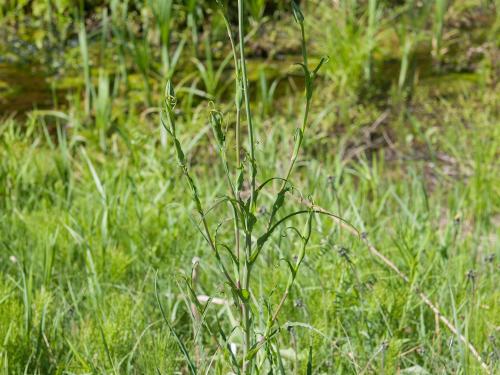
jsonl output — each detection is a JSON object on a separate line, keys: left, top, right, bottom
{"left": 78, "top": 20, "right": 91, "bottom": 116}
{"left": 185, "top": 0, "right": 200, "bottom": 56}
{"left": 432, "top": 0, "right": 447, "bottom": 65}
{"left": 110, "top": 0, "right": 130, "bottom": 87}
{"left": 248, "top": 0, "right": 266, "bottom": 21}
{"left": 149, "top": 0, "right": 183, "bottom": 80}
{"left": 192, "top": 33, "right": 232, "bottom": 100}
{"left": 159, "top": 1, "right": 346, "bottom": 373}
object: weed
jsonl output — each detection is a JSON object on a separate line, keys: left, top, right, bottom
{"left": 159, "top": 2, "right": 336, "bottom": 372}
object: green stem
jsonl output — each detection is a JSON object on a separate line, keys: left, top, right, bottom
{"left": 242, "top": 232, "right": 252, "bottom": 374}
{"left": 282, "top": 22, "right": 310, "bottom": 186}
{"left": 238, "top": 0, "right": 256, "bottom": 209}
{"left": 238, "top": 1, "right": 256, "bottom": 372}
{"left": 217, "top": 6, "right": 242, "bottom": 168}
{"left": 236, "top": 105, "right": 242, "bottom": 167}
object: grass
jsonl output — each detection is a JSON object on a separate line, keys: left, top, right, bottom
{"left": 0, "top": 0, "right": 499, "bottom": 373}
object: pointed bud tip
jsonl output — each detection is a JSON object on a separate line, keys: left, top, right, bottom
{"left": 292, "top": 1, "right": 304, "bottom": 23}
{"left": 165, "top": 81, "right": 175, "bottom": 98}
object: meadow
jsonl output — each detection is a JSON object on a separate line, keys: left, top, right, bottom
{"left": 0, "top": 0, "right": 499, "bottom": 374}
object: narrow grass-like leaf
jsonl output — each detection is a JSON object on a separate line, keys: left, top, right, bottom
{"left": 155, "top": 274, "right": 197, "bottom": 375}
{"left": 306, "top": 346, "right": 313, "bottom": 375}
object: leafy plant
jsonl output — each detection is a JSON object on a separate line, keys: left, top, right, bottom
{"left": 192, "top": 33, "right": 233, "bottom": 101}
{"left": 159, "top": 1, "right": 342, "bottom": 372}
{"left": 258, "top": 67, "right": 279, "bottom": 116}
{"left": 313, "top": 0, "right": 380, "bottom": 96}
{"left": 248, "top": 0, "right": 266, "bottom": 21}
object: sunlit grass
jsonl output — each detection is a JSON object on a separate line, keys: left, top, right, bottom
{"left": 0, "top": 0, "right": 498, "bottom": 373}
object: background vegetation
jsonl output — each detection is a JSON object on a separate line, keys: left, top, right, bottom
{"left": 0, "top": 0, "right": 498, "bottom": 373}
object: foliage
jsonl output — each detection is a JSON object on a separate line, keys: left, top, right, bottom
{"left": 0, "top": 0, "right": 499, "bottom": 373}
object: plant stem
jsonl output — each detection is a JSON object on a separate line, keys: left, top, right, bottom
{"left": 241, "top": 251, "right": 252, "bottom": 373}
{"left": 238, "top": 0, "right": 256, "bottom": 209}
{"left": 238, "top": 1, "right": 256, "bottom": 372}
{"left": 282, "top": 22, "right": 310, "bottom": 186}
{"left": 236, "top": 106, "right": 241, "bottom": 167}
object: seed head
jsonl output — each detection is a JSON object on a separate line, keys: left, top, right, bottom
{"left": 466, "top": 269, "right": 476, "bottom": 281}
{"left": 485, "top": 254, "right": 495, "bottom": 263}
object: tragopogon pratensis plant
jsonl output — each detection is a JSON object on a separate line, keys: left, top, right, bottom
{"left": 158, "top": 1, "right": 349, "bottom": 373}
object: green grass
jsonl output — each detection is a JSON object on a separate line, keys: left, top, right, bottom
{"left": 0, "top": 0, "right": 499, "bottom": 374}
